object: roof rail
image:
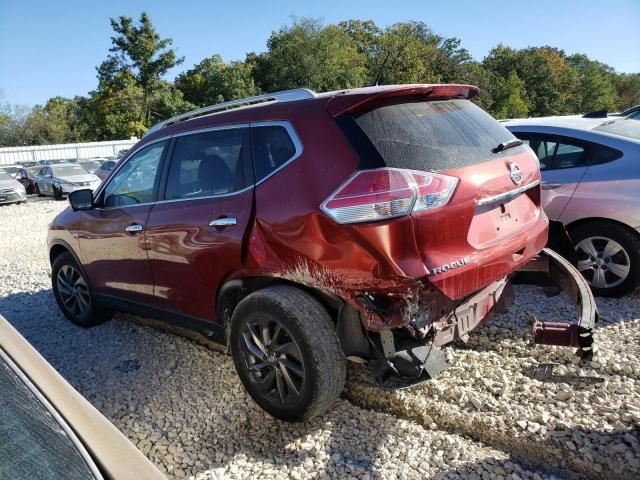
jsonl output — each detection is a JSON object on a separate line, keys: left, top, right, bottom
{"left": 145, "top": 88, "right": 317, "bottom": 137}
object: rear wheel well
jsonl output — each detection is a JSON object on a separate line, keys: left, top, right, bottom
{"left": 566, "top": 217, "right": 640, "bottom": 243}
{"left": 216, "top": 277, "right": 372, "bottom": 357}
{"left": 217, "top": 277, "right": 343, "bottom": 329}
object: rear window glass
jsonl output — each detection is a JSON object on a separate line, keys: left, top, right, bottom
{"left": 354, "top": 99, "right": 523, "bottom": 171}
{"left": 593, "top": 119, "right": 640, "bottom": 141}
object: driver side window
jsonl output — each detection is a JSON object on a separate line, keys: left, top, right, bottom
{"left": 102, "top": 141, "right": 166, "bottom": 208}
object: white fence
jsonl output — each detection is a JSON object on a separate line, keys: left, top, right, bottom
{"left": 0, "top": 139, "right": 139, "bottom": 165}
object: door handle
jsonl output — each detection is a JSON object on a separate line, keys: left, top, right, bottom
{"left": 209, "top": 217, "right": 237, "bottom": 228}
{"left": 541, "top": 182, "right": 563, "bottom": 190}
{"left": 125, "top": 223, "right": 144, "bottom": 234}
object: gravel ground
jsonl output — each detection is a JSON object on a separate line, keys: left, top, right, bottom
{"left": 1, "top": 197, "right": 638, "bottom": 479}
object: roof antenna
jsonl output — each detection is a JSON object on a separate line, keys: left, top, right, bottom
{"left": 372, "top": 50, "right": 391, "bottom": 87}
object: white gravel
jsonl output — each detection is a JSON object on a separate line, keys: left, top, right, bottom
{"left": 1, "top": 198, "right": 638, "bottom": 479}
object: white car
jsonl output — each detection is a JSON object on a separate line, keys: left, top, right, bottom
{"left": 35, "top": 163, "right": 101, "bottom": 200}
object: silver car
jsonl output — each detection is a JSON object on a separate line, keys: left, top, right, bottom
{"left": 35, "top": 163, "right": 102, "bottom": 200}
{"left": 505, "top": 116, "right": 640, "bottom": 297}
{"left": 0, "top": 170, "right": 27, "bottom": 205}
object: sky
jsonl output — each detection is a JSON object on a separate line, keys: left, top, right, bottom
{"left": 1, "top": 0, "right": 639, "bottom": 106}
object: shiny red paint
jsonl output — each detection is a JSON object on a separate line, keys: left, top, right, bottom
{"left": 144, "top": 190, "right": 254, "bottom": 320}
{"left": 48, "top": 84, "right": 548, "bottom": 343}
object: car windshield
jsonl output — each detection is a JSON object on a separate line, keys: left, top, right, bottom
{"left": 354, "top": 99, "right": 524, "bottom": 171}
{"left": 2, "top": 167, "right": 20, "bottom": 175}
{"left": 79, "top": 161, "right": 103, "bottom": 173}
{"left": 53, "top": 165, "right": 89, "bottom": 177}
{"left": 0, "top": 349, "right": 102, "bottom": 480}
{"left": 593, "top": 118, "right": 640, "bottom": 141}
{"left": 0, "top": 172, "right": 13, "bottom": 181}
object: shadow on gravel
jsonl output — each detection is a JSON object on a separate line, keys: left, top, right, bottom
{"left": 0, "top": 289, "right": 394, "bottom": 478}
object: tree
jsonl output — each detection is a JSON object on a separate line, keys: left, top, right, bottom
{"left": 491, "top": 71, "right": 529, "bottom": 119}
{"left": 568, "top": 54, "right": 620, "bottom": 113}
{"left": 614, "top": 73, "right": 640, "bottom": 110}
{"left": 175, "top": 54, "right": 260, "bottom": 106}
{"left": 483, "top": 45, "right": 579, "bottom": 116}
{"left": 95, "top": 12, "right": 184, "bottom": 129}
{"left": 256, "top": 18, "right": 368, "bottom": 92}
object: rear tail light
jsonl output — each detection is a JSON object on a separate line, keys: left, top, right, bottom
{"left": 321, "top": 168, "right": 458, "bottom": 224}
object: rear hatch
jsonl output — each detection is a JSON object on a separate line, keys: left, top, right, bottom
{"left": 330, "top": 89, "right": 546, "bottom": 299}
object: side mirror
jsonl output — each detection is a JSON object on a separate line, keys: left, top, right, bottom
{"left": 68, "top": 189, "right": 94, "bottom": 211}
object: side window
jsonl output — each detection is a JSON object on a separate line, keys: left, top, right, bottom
{"left": 590, "top": 145, "right": 623, "bottom": 165}
{"left": 552, "top": 141, "right": 587, "bottom": 169}
{"left": 517, "top": 134, "right": 557, "bottom": 170}
{"left": 102, "top": 141, "right": 166, "bottom": 208}
{"left": 165, "top": 128, "right": 249, "bottom": 201}
{"left": 252, "top": 125, "right": 297, "bottom": 182}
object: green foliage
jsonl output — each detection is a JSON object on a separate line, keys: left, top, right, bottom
{"left": 255, "top": 18, "right": 368, "bottom": 92}
{"left": 568, "top": 54, "right": 620, "bottom": 112}
{"left": 175, "top": 54, "right": 261, "bottom": 106}
{"left": 614, "top": 74, "right": 640, "bottom": 109}
{"left": 2, "top": 15, "right": 639, "bottom": 147}
{"left": 93, "top": 11, "right": 185, "bottom": 135}
{"left": 491, "top": 71, "right": 529, "bottom": 119}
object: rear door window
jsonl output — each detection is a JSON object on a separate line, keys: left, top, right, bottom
{"left": 164, "top": 127, "right": 250, "bottom": 200}
{"left": 519, "top": 136, "right": 558, "bottom": 170}
{"left": 350, "top": 99, "right": 523, "bottom": 171}
{"left": 552, "top": 141, "right": 587, "bottom": 169}
{"left": 590, "top": 145, "right": 623, "bottom": 165}
{"left": 251, "top": 124, "right": 298, "bottom": 182}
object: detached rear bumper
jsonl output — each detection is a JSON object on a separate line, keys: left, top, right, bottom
{"left": 519, "top": 248, "right": 598, "bottom": 359}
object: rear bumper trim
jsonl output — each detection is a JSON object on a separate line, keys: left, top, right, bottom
{"left": 519, "top": 248, "right": 598, "bottom": 359}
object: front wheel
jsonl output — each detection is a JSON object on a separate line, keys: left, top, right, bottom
{"left": 53, "top": 186, "right": 63, "bottom": 200}
{"left": 571, "top": 222, "right": 640, "bottom": 297}
{"left": 51, "top": 252, "right": 112, "bottom": 327}
{"left": 229, "top": 285, "right": 346, "bottom": 421}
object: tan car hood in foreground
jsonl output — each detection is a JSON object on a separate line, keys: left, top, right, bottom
{"left": 0, "top": 314, "right": 166, "bottom": 480}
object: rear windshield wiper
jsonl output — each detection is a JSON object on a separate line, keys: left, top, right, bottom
{"left": 492, "top": 139, "right": 523, "bottom": 153}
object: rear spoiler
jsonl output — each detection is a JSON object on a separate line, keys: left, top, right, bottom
{"left": 326, "top": 84, "right": 479, "bottom": 117}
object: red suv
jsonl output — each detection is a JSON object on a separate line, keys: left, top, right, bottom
{"left": 48, "top": 85, "right": 596, "bottom": 421}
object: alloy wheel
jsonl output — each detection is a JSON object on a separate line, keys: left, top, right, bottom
{"left": 239, "top": 316, "right": 305, "bottom": 406}
{"left": 56, "top": 265, "right": 91, "bottom": 317}
{"left": 575, "top": 236, "right": 631, "bottom": 289}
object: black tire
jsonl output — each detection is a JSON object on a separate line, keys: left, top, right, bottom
{"left": 229, "top": 285, "right": 346, "bottom": 421}
{"left": 53, "top": 186, "right": 63, "bottom": 200}
{"left": 51, "top": 252, "right": 112, "bottom": 327}
{"left": 570, "top": 221, "right": 640, "bottom": 297}
{"left": 35, "top": 184, "right": 44, "bottom": 197}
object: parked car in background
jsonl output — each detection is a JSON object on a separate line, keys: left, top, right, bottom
{"left": 17, "top": 160, "right": 38, "bottom": 168}
{"left": 94, "top": 159, "right": 118, "bottom": 180}
{"left": 0, "top": 315, "right": 166, "bottom": 480}
{"left": 14, "top": 167, "right": 37, "bottom": 194}
{"left": 0, "top": 164, "right": 23, "bottom": 178}
{"left": 505, "top": 117, "right": 640, "bottom": 296}
{"left": 48, "top": 85, "right": 597, "bottom": 421}
{"left": 620, "top": 105, "right": 640, "bottom": 120}
{"left": 78, "top": 158, "right": 109, "bottom": 175}
{"left": 37, "top": 158, "right": 71, "bottom": 167}
{"left": 35, "top": 163, "right": 101, "bottom": 200}
{"left": 0, "top": 170, "right": 27, "bottom": 205}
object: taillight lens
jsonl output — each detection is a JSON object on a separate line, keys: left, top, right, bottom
{"left": 321, "top": 168, "right": 458, "bottom": 224}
